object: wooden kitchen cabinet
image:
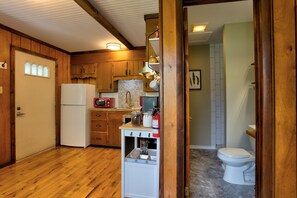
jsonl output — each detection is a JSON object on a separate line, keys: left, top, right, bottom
{"left": 127, "top": 60, "right": 144, "bottom": 76}
{"left": 90, "top": 110, "right": 131, "bottom": 147}
{"left": 113, "top": 60, "right": 144, "bottom": 78}
{"left": 113, "top": 61, "right": 128, "bottom": 77}
{"left": 97, "top": 62, "right": 118, "bottom": 92}
{"left": 90, "top": 111, "right": 108, "bottom": 146}
{"left": 108, "top": 112, "right": 128, "bottom": 147}
{"left": 71, "top": 63, "right": 97, "bottom": 79}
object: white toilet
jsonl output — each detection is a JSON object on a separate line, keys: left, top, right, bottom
{"left": 217, "top": 136, "right": 255, "bottom": 185}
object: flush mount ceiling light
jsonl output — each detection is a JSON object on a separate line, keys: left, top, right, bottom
{"left": 192, "top": 24, "right": 207, "bottom": 33}
{"left": 106, "top": 42, "right": 121, "bottom": 50}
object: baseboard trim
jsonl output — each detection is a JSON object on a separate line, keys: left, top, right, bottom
{"left": 190, "top": 145, "right": 216, "bottom": 150}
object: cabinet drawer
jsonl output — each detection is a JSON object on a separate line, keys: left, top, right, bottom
{"left": 91, "top": 120, "right": 107, "bottom": 131}
{"left": 91, "top": 111, "right": 107, "bottom": 120}
{"left": 91, "top": 132, "right": 107, "bottom": 145}
{"left": 109, "top": 111, "right": 129, "bottom": 120}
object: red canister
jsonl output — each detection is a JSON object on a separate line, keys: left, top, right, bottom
{"left": 152, "top": 112, "right": 160, "bottom": 137}
{"left": 152, "top": 112, "right": 160, "bottom": 129}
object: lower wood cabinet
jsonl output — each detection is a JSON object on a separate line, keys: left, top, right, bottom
{"left": 90, "top": 110, "right": 130, "bottom": 147}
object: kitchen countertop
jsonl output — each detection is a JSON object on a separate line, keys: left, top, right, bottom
{"left": 119, "top": 122, "right": 154, "bottom": 131}
{"left": 89, "top": 108, "right": 135, "bottom": 112}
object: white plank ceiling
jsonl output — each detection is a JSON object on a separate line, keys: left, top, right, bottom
{"left": 0, "top": 0, "right": 252, "bottom": 52}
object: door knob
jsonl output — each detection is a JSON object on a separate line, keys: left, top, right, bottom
{"left": 16, "top": 112, "right": 26, "bottom": 117}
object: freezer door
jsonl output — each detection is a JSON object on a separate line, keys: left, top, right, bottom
{"left": 61, "top": 105, "right": 89, "bottom": 147}
{"left": 61, "top": 84, "right": 87, "bottom": 105}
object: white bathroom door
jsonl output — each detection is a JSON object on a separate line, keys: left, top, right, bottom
{"left": 15, "top": 50, "right": 56, "bottom": 160}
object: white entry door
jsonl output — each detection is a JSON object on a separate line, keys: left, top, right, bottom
{"left": 15, "top": 50, "right": 56, "bottom": 160}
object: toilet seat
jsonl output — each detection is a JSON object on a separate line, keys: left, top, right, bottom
{"left": 218, "top": 148, "right": 251, "bottom": 159}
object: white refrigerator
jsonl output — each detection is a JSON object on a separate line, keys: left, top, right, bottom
{"left": 60, "top": 84, "right": 95, "bottom": 147}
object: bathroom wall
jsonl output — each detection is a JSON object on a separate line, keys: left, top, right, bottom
{"left": 210, "top": 43, "right": 225, "bottom": 148}
{"left": 189, "top": 45, "right": 212, "bottom": 148}
{"left": 223, "top": 22, "right": 255, "bottom": 150}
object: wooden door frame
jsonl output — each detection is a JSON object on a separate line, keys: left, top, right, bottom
{"left": 161, "top": 0, "right": 296, "bottom": 197}
{"left": 10, "top": 46, "right": 58, "bottom": 162}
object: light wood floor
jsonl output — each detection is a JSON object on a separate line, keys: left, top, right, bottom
{"left": 0, "top": 146, "right": 121, "bottom": 197}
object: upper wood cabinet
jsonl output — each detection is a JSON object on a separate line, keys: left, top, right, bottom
{"left": 113, "top": 60, "right": 144, "bottom": 77}
{"left": 128, "top": 60, "right": 144, "bottom": 76}
{"left": 113, "top": 61, "right": 128, "bottom": 77}
{"left": 71, "top": 63, "right": 97, "bottom": 79}
{"left": 97, "top": 62, "right": 118, "bottom": 92}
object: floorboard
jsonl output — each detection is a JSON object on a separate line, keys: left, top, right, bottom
{"left": 0, "top": 146, "right": 121, "bottom": 197}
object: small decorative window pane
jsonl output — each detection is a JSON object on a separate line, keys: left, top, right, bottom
{"left": 37, "top": 65, "right": 43, "bottom": 76}
{"left": 43, "top": 66, "right": 49, "bottom": 77}
{"left": 25, "top": 62, "right": 31, "bottom": 74}
{"left": 31, "top": 64, "right": 37, "bottom": 75}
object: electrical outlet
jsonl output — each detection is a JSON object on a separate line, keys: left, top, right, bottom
{"left": 0, "top": 62, "right": 7, "bottom": 69}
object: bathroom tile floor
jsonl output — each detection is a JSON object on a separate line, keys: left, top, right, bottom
{"left": 190, "top": 149, "right": 255, "bottom": 198}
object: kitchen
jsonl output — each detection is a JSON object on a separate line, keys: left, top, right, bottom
{"left": 0, "top": 0, "right": 296, "bottom": 197}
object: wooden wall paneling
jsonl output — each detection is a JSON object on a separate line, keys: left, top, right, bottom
{"left": 11, "top": 34, "right": 21, "bottom": 47}
{"left": 31, "top": 41, "right": 41, "bottom": 54}
{"left": 62, "top": 53, "right": 70, "bottom": 83}
{"left": 0, "top": 29, "right": 12, "bottom": 166}
{"left": 40, "top": 45, "right": 50, "bottom": 56}
{"left": 160, "top": 0, "right": 185, "bottom": 197}
{"left": 274, "top": 0, "right": 296, "bottom": 196}
{"left": 20, "top": 37, "right": 31, "bottom": 51}
{"left": 55, "top": 50, "right": 64, "bottom": 146}
{"left": 49, "top": 48, "right": 56, "bottom": 59}
{"left": 71, "top": 49, "right": 145, "bottom": 65}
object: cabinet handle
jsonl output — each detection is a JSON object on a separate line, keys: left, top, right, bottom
{"left": 96, "top": 114, "right": 101, "bottom": 117}
{"left": 148, "top": 133, "right": 151, "bottom": 138}
{"left": 130, "top": 132, "right": 133, "bottom": 136}
{"left": 110, "top": 83, "right": 112, "bottom": 89}
{"left": 96, "top": 125, "right": 101, "bottom": 128}
{"left": 129, "top": 70, "right": 131, "bottom": 75}
{"left": 125, "top": 69, "right": 128, "bottom": 76}
{"left": 139, "top": 132, "right": 141, "bottom": 137}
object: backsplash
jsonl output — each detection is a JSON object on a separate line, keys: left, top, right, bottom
{"left": 101, "top": 80, "right": 158, "bottom": 108}
{"left": 118, "top": 80, "right": 144, "bottom": 108}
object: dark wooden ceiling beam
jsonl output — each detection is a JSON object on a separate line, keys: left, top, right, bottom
{"left": 183, "top": 0, "right": 245, "bottom": 6}
{"left": 74, "top": 0, "right": 134, "bottom": 50}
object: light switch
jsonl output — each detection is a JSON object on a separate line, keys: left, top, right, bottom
{"left": 0, "top": 86, "right": 3, "bottom": 94}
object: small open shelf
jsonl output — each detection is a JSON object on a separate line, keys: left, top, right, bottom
{"left": 125, "top": 148, "right": 157, "bottom": 165}
{"left": 149, "top": 38, "right": 159, "bottom": 56}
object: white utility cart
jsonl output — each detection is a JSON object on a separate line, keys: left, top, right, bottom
{"left": 120, "top": 122, "right": 160, "bottom": 198}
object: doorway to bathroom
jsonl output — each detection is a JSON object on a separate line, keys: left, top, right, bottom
{"left": 186, "top": 0, "right": 256, "bottom": 196}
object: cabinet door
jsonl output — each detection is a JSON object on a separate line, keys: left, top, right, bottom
{"left": 127, "top": 60, "right": 144, "bottom": 76}
{"left": 97, "top": 62, "right": 116, "bottom": 92}
{"left": 82, "top": 63, "right": 97, "bottom": 78}
{"left": 108, "top": 112, "right": 128, "bottom": 147}
{"left": 113, "top": 61, "right": 128, "bottom": 77}
{"left": 70, "top": 64, "right": 83, "bottom": 78}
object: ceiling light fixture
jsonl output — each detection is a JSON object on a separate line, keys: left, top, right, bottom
{"left": 192, "top": 24, "right": 207, "bottom": 32}
{"left": 106, "top": 42, "right": 121, "bottom": 50}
